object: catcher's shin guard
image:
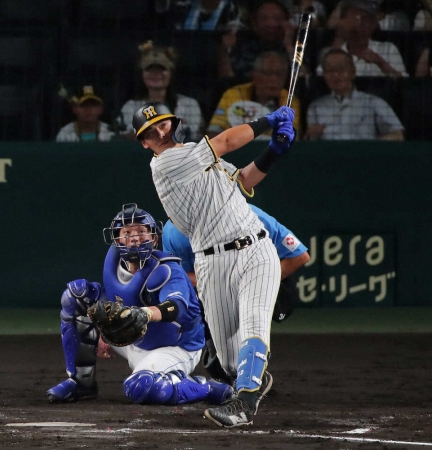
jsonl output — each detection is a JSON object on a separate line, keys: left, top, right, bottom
{"left": 60, "top": 316, "right": 98, "bottom": 386}
{"left": 123, "top": 370, "right": 233, "bottom": 405}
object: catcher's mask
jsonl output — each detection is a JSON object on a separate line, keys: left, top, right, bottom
{"left": 103, "top": 203, "right": 163, "bottom": 265}
{"left": 132, "top": 101, "right": 185, "bottom": 143}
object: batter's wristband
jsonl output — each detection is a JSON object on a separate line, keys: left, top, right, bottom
{"left": 248, "top": 117, "right": 270, "bottom": 138}
{"left": 254, "top": 146, "right": 281, "bottom": 173}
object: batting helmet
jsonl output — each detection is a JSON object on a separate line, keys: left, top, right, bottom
{"left": 103, "top": 203, "right": 163, "bottom": 264}
{"left": 132, "top": 101, "right": 185, "bottom": 143}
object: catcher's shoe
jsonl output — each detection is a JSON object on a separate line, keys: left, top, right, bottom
{"left": 204, "top": 397, "right": 254, "bottom": 427}
{"left": 207, "top": 379, "right": 234, "bottom": 405}
{"left": 46, "top": 378, "right": 98, "bottom": 403}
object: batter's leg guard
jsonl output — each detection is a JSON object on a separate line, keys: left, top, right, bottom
{"left": 236, "top": 337, "right": 272, "bottom": 413}
{"left": 123, "top": 370, "right": 233, "bottom": 405}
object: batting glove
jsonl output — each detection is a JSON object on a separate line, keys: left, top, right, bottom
{"left": 269, "top": 121, "right": 296, "bottom": 155}
{"left": 266, "top": 106, "right": 295, "bottom": 128}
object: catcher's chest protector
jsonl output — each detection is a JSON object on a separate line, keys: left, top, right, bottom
{"left": 103, "top": 246, "right": 181, "bottom": 307}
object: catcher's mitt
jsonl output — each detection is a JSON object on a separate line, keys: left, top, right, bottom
{"left": 87, "top": 301, "right": 149, "bottom": 347}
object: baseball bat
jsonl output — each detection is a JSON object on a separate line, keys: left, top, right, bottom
{"left": 277, "top": 13, "right": 311, "bottom": 143}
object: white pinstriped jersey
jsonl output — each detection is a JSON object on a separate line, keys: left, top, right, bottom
{"left": 151, "top": 137, "right": 264, "bottom": 252}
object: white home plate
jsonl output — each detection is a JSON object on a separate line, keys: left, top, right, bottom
{"left": 6, "top": 422, "right": 96, "bottom": 427}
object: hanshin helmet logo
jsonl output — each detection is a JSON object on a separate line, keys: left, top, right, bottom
{"left": 142, "top": 106, "right": 157, "bottom": 119}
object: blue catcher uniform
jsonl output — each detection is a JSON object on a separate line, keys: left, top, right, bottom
{"left": 47, "top": 204, "right": 233, "bottom": 406}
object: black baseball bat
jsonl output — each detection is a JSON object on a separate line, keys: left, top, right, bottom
{"left": 277, "top": 13, "right": 311, "bottom": 143}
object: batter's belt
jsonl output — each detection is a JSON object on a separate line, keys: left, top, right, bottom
{"left": 203, "top": 229, "right": 266, "bottom": 256}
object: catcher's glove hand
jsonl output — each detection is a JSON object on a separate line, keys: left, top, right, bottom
{"left": 87, "top": 301, "right": 149, "bottom": 347}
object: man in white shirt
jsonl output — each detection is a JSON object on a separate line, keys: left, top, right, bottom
{"left": 306, "top": 49, "right": 404, "bottom": 141}
{"left": 316, "top": 0, "right": 408, "bottom": 77}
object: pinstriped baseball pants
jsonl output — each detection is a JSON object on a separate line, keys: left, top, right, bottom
{"left": 194, "top": 236, "right": 281, "bottom": 377}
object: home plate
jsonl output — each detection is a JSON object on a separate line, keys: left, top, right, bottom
{"left": 6, "top": 422, "right": 96, "bottom": 427}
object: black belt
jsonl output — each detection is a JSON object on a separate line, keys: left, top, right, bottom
{"left": 203, "top": 229, "right": 266, "bottom": 256}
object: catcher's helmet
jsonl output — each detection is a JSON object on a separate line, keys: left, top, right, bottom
{"left": 103, "top": 203, "right": 163, "bottom": 264}
{"left": 132, "top": 101, "right": 185, "bottom": 143}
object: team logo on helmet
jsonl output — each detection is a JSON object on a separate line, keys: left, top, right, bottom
{"left": 142, "top": 106, "right": 157, "bottom": 119}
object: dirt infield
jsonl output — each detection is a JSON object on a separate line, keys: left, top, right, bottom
{"left": 1, "top": 333, "right": 432, "bottom": 449}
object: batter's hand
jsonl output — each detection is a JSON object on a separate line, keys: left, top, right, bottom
{"left": 269, "top": 121, "right": 296, "bottom": 154}
{"left": 266, "top": 106, "right": 295, "bottom": 128}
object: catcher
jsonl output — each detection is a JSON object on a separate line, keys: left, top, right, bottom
{"left": 46, "top": 203, "right": 233, "bottom": 406}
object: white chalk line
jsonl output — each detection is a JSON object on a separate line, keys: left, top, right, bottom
{"left": 58, "top": 426, "right": 432, "bottom": 447}
{"left": 5, "top": 423, "right": 432, "bottom": 447}
{"left": 5, "top": 422, "right": 96, "bottom": 427}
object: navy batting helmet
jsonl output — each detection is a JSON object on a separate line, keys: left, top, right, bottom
{"left": 103, "top": 203, "right": 162, "bottom": 264}
{"left": 132, "top": 101, "right": 185, "bottom": 143}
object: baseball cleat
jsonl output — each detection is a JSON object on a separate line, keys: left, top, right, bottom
{"left": 204, "top": 397, "right": 254, "bottom": 427}
{"left": 46, "top": 378, "right": 98, "bottom": 403}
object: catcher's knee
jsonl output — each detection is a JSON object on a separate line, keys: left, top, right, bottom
{"left": 236, "top": 337, "right": 269, "bottom": 393}
{"left": 123, "top": 370, "right": 174, "bottom": 404}
{"left": 60, "top": 279, "right": 103, "bottom": 320}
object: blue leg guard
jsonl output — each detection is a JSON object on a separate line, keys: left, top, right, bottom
{"left": 236, "top": 337, "right": 269, "bottom": 393}
{"left": 123, "top": 370, "right": 233, "bottom": 405}
{"left": 47, "top": 281, "right": 101, "bottom": 402}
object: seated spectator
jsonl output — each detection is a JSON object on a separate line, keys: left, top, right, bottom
{"left": 118, "top": 41, "right": 203, "bottom": 141}
{"left": 155, "top": 0, "right": 246, "bottom": 31}
{"left": 317, "top": 0, "right": 408, "bottom": 76}
{"left": 305, "top": 49, "right": 404, "bottom": 140}
{"left": 289, "top": 0, "right": 327, "bottom": 29}
{"left": 413, "top": 6, "right": 432, "bottom": 31}
{"left": 217, "top": 0, "right": 304, "bottom": 81}
{"left": 56, "top": 86, "right": 114, "bottom": 143}
{"left": 207, "top": 50, "right": 302, "bottom": 139}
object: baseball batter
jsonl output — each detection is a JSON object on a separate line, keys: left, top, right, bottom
{"left": 162, "top": 204, "right": 310, "bottom": 382}
{"left": 46, "top": 204, "right": 233, "bottom": 407}
{"left": 132, "top": 101, "right": 296, "bottom": 427}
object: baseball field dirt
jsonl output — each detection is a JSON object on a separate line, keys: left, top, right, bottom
{"left": 1, "top": 331, "right": 432, "bottom": 449}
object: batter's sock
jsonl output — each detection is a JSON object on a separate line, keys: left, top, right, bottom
{"left": 238, "top": 391, "right": 258, "bottom": 411}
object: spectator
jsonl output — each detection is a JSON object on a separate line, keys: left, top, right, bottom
{"left": 305, "top": 49, "right": 404, "bottom": 140}
{"left": 118, "top": 41, "right": 204, "bottom": 141}
{"left": 413, "top": 6, "right": 432, "bottom": 31}
{"left": 56, "top": 86, "right": 114, "bottom": 143}
{"left": 289, "top": 0, "right": 327, "bottom": 29}
{"left": 317, "top": 0, "right": 408, "bottom": 76}
{"left": 217, "top": 0, "right": 303, "bottom": 81}
{"left": 155, "top": 0, "right": 246, "bottom": 31}
{"left": 207, "top": 50, "right": 302, "bottom": 138}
